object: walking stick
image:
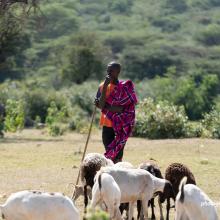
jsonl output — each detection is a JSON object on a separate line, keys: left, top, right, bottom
{"left": 72, "top": 106, "right": 97, "bottom": 198}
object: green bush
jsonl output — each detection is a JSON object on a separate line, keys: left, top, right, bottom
{"left": 25, "top": 89, "right": 68, "bottom": 123}
{"left": 0, "top": 116, "right": 4, "bottom": 138}
{"left": 186, "top": 122, "right": 211, "bottom": 138}
{"left": 25, "top": 90, "right": 51, "bottom": 123}
{"left": 197, "top": 24, "right": 220, "bottom": 46}
{"left": 109, "top": 0, "right": 133, "bottom": 14}
{"left": 32, "top": 4, "right": 79, "bottom": 39}
{"left": 134, "top": 98, "right": 189, "bottom": 139}
{"left": 4, "top": 99, "right": 25, "bottom": 132}
{"left": 45, "top": 101, "right": 69, "bottom": 136}
{"left": 123, "top": 46, "right": 182, "bottom": 79}
{"left": 85, "top": 208, "right": 110, "bottom": 220}
{"left": 151, "top": 17, "right": 181, "bottom": 32}
{"left": 174, "top": 73, "right": 219, "bottom": 120}
{"left": 68, "top": 105, "right": 89, "bottom": 132}
{"left": 48, "top": 123, "right": 66, "bottom": 136}
{"left": 165, "top": 0, "right": 188, "bottom": 13}
{"left": 202, "top": 109, "right": 220, "bottom": 138}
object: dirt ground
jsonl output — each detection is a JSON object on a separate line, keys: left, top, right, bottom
{"left": 0, "top": 129, "right": 219, "bottom": 219}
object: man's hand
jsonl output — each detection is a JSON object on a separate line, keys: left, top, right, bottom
{"left": 103, "top": 74, "right": 111, "bottom": 87}
{"left": 94, "top": 98, "right": 100, "bottom": 108}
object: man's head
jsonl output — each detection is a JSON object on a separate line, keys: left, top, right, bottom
{"left": 107, "top": 61, "right": 121, "bottom": 81}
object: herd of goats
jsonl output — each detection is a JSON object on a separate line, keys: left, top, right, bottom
{"left": 0, "top": 152, "right": 219, "bottom": 220}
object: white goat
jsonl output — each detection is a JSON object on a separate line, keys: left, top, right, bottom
{"left": 72, "top": 159, "right": 131, "bottom": 203}
{"left": 91, "top": 170, "right": 122, "bottom": 220}
{"left": 175, "top": 177, "right": 219, "bottom": 220}
{"left": 100, "top": 166, "right": 174, "bottom": 220}
{"left": 114, "top": 161, "right": 134, "bottom": 169}
{"left": 0, "top": 190, "right": 80, "bottom": 220}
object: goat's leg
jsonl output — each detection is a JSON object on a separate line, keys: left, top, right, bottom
{"left": 166, "top": 198, "right": 170, "bottom": 220}
{"left": 158, "top": 196, "right": 164, "bottom": 220}
{"left": 150, "top": 198, "right": 156, "bottom": 220}
{"left": 137, "top": 200, "right": 142, "bottom": 219}
{"left": 115, "top": 206, "right": 123, "bottom": 220}
{"left": 84, "top": 185, "right": 88, "bottom": 213}
{"left": 142, "top": 198, "right": 150, "bottom": 220}
{"left": 128, "top": 202, "right": 134, "bottom": 220}
{"left": 109, "top": 204, "right": 122, "bottom": 220}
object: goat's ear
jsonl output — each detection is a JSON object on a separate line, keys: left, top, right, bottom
{"left": 74, "top": 185, "right": 81, "bottom": 189}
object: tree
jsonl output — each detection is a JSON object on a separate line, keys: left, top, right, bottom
{"left": 62, "top": 32, "right": 109, "bottom": 84}
{"left": 0, "top": 13, "right": 31, "bottom": 82}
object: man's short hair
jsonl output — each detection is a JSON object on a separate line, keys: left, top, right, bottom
{"left": 108, "top": 61, "right": 121, "bottom": 72}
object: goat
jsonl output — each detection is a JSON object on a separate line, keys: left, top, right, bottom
{"left": 0, "top": 190, "right": 80, "bottom": 220}
{"left": 175, "top": 177, "right": 218, "bottom": 220}
{"left": 91, "top": 170, "right": 122, "bottom": 220}
{"left": 138, "top": 160, "right": 164, "bottom": 220}
{"left": 76, "top": 153, "right": 113, "bottom": 211}
{"left": 100, "top": 166, "right": 174, "bottom": 220}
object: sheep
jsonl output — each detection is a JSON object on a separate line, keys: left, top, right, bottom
{"left": 77, "top": 153, "right": 114, "bottom": 211}
{"left": 160, "top": 163, "right": 196, "bottom": 220}
{"left": 91, "top": 170, "right": 122, "bottom": 220}
{"left": 100, "top": 166, "right": 174, "bottom": 220}
{"left": 175, "top": 177, "right": 219, "bottom": 220}
{"left": 138, "top": 160, "right": 164, "bottom": 220}
{"left": 0, "top": 190, "right": 80, "bottom": 220}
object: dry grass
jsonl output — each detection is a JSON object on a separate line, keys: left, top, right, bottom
{"left": 0, "top": 129, "right": 220, "bottom": 219}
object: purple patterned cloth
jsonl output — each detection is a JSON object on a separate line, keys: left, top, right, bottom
{"left": 102, "top": 80, "right": 138, "bottom": 161}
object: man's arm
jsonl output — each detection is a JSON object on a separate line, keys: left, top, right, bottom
{"left": 94, "top": 74, "right": 111, "bottom": 109}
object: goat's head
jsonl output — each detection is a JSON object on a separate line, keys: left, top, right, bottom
{"left": 72, "top": 185, "right": 84, "bottom": 201}
{"left": 160, "top": 180, "right": 175, "bottom": 203}
{"left": 72, "top": 185, "right": 92, "bottom": 201}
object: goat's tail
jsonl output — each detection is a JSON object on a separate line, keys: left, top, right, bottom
{"left": 98, "top": 172, "right": 102, "bottom": 191}
{"left": 179, "top": 176, "right": 187, "bottom": 203}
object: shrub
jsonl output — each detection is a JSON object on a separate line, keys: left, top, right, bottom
{"left": 68, "top": 105, "right": 89, "bottom": 132}
{"left": 32, "top": 4, "right": 79, "bottom": 39}
{"left": 48, "top": 123, "right": 66, "bottom": 136}
{"left": 202, "top": 109, "right": 220, "bottom": 139}
{"left": 134, "top": 98, "right": 189, "bottom": 139}
{"left": 197, "top": 24, "right": 220, "bottom": 46}
{"left": 45, "top": 101, "right": 69, "bottom": 136}
{"left": 123, "top": 47, "right": 182, "bottom": 79}
{"left": 109, "top": 0, "right": 133, "bottom": 14}
{"left": 186, "top": 122, "right": 211, "bottom": 138}
{"left": 174, "top": 73, "right": 219, "bottom": 120}
{"left": 0, "top": 116, "right": 4, "bottom": 138}
{"left": 4, "top": 99, "right": 25, "bottom": 132}
{"left": 85, "top": 208, "right": 110, "bottom": 220}
{"left": 104, "top": 36, "right": 126, "bottom": 53}
{"left": 151, "top": 17, "right": 181, "bottom": 32}
{"left": 24, "top": 90, "right": 51, "bottom": 123}
{"left": 165, "top": 0, "right": 188, "bottom": 13}
{"left": 24, "top": 89, "right": 68, "bottom": 123}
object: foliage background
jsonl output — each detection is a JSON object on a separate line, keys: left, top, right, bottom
{"left": 0, "top": 0, "right": 220, "bottom": 138}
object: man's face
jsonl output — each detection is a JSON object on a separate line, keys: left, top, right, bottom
{"left": 107, "top": 66, "right": 119, "bottom": 80}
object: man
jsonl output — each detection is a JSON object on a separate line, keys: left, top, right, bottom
{"left": 95, "top": 61, "right": 137, "bottom": 163}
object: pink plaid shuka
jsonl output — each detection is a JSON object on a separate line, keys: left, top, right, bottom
{"left": 102, "top": 80, "right": 138, "bottom": 161}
